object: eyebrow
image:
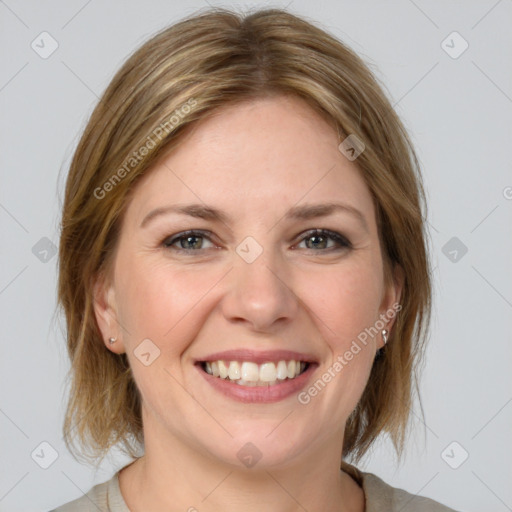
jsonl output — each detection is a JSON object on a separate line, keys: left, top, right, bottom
{"left": 140, "top": 202, "right": 368, "bottom": 231}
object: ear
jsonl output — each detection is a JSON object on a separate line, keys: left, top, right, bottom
{"left": 92, "top": 272, "right": 125, "bottom": 354}
{"left": 377, "top": 263, "right": 404, "bottom": 349}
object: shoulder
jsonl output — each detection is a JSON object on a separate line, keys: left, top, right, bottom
{"left": 50, "top": 479, "right": 109, "bottom": 512}
{"left": 50, "top": 471, "right": 129, "bottom": 512}
{"left": 358, "top": 469, "right": 461, "bottom": 512}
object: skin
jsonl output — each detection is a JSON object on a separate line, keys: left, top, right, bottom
{"left": 94, "top": 95, "right": 402, "bottom": 512}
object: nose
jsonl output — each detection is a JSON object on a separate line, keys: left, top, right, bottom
{"left": 221, "top": 248, "right": 299, "bottom": 333}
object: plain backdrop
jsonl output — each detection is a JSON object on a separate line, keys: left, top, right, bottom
{"left": 1, "top": 0, "right": 511, "bottom": 511}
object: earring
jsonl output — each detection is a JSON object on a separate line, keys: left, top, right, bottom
{"left": 108, "top": 337, "right": 117, "bottom": 345}
{"left": 381, "top": 329, "right": 388, "bottom": 345}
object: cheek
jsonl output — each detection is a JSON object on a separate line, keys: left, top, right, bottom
{"left": 298, "top": 258, "right": 384, "bottom": 350}
{"left": 292, "top": 260, "right": 383, "bottom": 424}
{"left": 115, "top": 258, "right": 220, "bottom": 352}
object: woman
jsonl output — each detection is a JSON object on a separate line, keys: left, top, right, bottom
{"left": 52, "top": 7, "right": 459, "bottom": 511}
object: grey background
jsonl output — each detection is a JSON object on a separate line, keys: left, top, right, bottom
{"left": 1, "top": 0, "right": 511, "bottom": 510}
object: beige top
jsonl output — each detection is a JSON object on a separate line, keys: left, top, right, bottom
{"left": 51, "top": 465, "right": 459, "bottom": 511}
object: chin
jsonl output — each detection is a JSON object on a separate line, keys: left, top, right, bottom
{"left": 195, "top": 421, "right": 317, "bottom": 471}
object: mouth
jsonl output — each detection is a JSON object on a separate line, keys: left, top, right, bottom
{"left": 199, "top": 359, "right": 310, "bottom": 387}
{"left": 194, "top": 349, "right": 317, "bottom": 403}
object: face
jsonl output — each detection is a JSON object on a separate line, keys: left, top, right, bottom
{"left": 94, "top": 95, "right": 401, "bottom": 469}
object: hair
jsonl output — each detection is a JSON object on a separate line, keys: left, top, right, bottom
{"left": 58, "top": 6, "right": 432, "bottom": 469}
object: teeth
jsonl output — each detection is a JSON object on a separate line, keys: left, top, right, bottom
{"left": 276, "top": 360, "right": 288, "bottom": 380}
{"left": 202, "top": 359, "right": 308, "bottom": 386}
{"left": 218, "top": 360, "right": 229, "bottom": 379}
{"left": 236, "top": 378, "right": 258, "bottom": 387}
{"left": 228, "top": 361, "right": 241, "bottom": 380}
{"left": 287, "top": 360, "right": 295, "bottom": 378}
{"left": 260, "top": 362, "right": 277, "bottom": 382}
{"left": 241, "top": 362, "right": 259, "bottom": 382}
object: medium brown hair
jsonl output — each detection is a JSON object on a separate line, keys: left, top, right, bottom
{"left": 58, "top": 6, "right": 431, "bottom": 467}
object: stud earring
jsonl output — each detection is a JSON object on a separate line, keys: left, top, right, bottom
{"left": 108, "top": 337, "right": 117, "bottom": 345}
{"left": 381, "top": 329, "right": 388, "bottom": 345}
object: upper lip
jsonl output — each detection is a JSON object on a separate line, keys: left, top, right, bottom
{"left": 196, "top": 349, "right": 318, "bottom": 365}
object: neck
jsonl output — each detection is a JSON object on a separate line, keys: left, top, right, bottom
{"left": 119, "top": 424, "right": 365, "bottom": 512}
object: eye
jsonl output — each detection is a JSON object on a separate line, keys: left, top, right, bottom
{"left": 296, "top": 229, "right": 351, "bottom": 251}
{"left": 161, "top": 228, "right": 351, "bottom": 254}
{"left": 162, "top": 230, "right": 216, "bottom": 252}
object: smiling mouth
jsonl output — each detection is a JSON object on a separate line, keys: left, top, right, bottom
{"left": 199, "top": 359, "right": 310, "bottom": 387}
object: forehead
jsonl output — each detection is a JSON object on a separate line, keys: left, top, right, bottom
{"left": 125, "top": 95, "right": 375, "bottom": 228}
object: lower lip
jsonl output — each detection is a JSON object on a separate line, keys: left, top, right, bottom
{"left": 196, "top": 363, "right": 317, "bottom": 403}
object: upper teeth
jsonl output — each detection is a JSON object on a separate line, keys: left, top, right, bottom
{"left": 204, "top": 360, "right": 306, "bottom": 385}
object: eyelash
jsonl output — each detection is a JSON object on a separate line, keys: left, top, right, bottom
{"left": 162, "top": 229, "right": 352, "bottom": 254}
